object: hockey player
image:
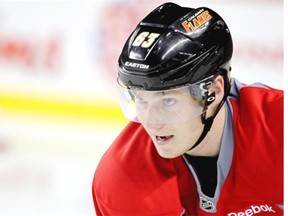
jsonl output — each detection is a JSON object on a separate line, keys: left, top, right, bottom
{"left": 92, "top": 2, "right": 283, "bottom": 215}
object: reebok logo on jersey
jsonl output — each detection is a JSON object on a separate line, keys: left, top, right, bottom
{"left": 227, "top": 204, "right": 276, "bottom": 216}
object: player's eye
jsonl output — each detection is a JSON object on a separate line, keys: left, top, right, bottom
{"left": 163, "top": 98, "right": 176, "bottom": 106}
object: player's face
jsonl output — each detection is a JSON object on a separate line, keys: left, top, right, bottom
{"left": 135, "top": 90, "right": 205, "bottom": 158}
{"left": 133, "top": 88, "right": 203, "bottom": 124}
{"left": 143, "top": 115, "right": 203, "bottom": 158}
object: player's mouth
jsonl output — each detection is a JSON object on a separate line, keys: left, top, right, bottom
{"left": 155, "top": 135, "right": 174, "bottom": 145}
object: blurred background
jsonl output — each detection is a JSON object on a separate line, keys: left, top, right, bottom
{"left": 0, "top": 0, "right": 283, "bottom": 215}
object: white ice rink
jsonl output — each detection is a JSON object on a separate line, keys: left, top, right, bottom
{"left": 0, "top": 112, "right": 127, "bottom": 216}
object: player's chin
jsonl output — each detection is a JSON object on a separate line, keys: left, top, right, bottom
{"left": 154, "top": 146, "right": 182, "bottom": 159}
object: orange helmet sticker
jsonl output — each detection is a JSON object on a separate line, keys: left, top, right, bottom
{"left": 182, "top": 10, "right": 212, "bottom": 33}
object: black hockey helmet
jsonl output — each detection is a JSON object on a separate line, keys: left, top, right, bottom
{"left": 118, "top": 2, "right": 233, "bottom": 91}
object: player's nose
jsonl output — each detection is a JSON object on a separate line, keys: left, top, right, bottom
{"left": 140, "top": 106, "right": 166, "bottom": 129}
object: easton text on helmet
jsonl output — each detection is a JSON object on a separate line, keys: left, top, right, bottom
{"left": 125, "top": 61, "right": 150, "bottom": 70}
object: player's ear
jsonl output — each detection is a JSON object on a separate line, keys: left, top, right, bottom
{"left": 212, "top": 75, "right": 225, "bottom": 104}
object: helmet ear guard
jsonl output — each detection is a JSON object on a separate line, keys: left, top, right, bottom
{"left": 200, "top": 67, "right": 231, "bottom": 123}
{"left": 205, "top": 92, "right": 216, "bottom": 107}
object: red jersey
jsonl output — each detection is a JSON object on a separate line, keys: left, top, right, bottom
{"left": 92, "top": 79, "right": 283, "bottom": 215}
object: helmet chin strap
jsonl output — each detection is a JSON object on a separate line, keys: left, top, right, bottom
{"left": 188, "top": 95, "right": 225, "bottom": 151}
